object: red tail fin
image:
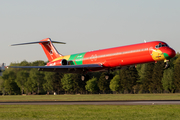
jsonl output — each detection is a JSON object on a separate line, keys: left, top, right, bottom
{"left": 11, "top": 38, "right": 66, "bottom": 62}
{"left": 39, "top": 38, "right": 63, "bottom": 62}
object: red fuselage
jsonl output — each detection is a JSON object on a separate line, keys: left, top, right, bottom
{"left": 49, "top": 41, "right": 176, "bottom": 72}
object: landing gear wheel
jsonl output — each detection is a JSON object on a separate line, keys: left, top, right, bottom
{"left": 105, "top": 73, "right": 113, "bottom": 80}
{"left": 81, "top": 74, "right": 89, "bottom": 81}
{"left": 81, "top": 75, "right": 85, "bottom": 81}
{"left": 105, "top": 75, "right": 109, "bottom": 80}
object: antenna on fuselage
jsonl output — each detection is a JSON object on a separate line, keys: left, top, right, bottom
{"left": 144, "top": 40, "right": 147, "bottom": 43}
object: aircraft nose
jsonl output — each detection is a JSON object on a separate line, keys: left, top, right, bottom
{"left": 163, "top": 48, "right": 176, "bottom": 59}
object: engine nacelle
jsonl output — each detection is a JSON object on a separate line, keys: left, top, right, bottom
{"left": 47, "top": 59, "right": 68, "bottom": 66}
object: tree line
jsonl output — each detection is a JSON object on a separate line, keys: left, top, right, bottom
{"left": 0, "top": 53, "right": 180, "bottom": 95}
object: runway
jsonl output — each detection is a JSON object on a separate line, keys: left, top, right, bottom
{"left": 1, "top": 100, "right": 180, "bottom": 105}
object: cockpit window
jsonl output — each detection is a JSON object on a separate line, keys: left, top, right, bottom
{"left": 155, "top": 43, "right": 169, "bottom": 48}
{"left": 162, "top": 44, "right": 168, "bottom": 47}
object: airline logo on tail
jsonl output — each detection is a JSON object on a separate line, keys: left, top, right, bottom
{"left": 39, "top": 38, "right": 63, "bottom": 62}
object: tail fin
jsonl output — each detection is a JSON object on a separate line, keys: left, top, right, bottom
{"left": 11, "top": 38, "right": 66, "bottom": 62}
{"left": 39, "top": 38, "right": 64, "bottom": 61}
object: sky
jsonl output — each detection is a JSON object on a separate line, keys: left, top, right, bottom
{"left": 1, "top": 0, "right": 180, "bottom": 65}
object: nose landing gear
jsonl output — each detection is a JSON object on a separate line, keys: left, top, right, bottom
{"left": 164, "top": 60, "right": 170, "bottom": 69}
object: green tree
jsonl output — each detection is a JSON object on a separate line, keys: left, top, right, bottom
{"left": 85, "top": 77, "right": 98, "bottom": 93}
{"left": 52, "top": 73, "right": 64, "bottom": 94}
{"left": 120, "top": 69, "right": 128, "bottom": 93}
{"left": 129, "top": 67, "right": 139, "bottom": 93}
{"left": 174, "top": 56, "right": 180, "bottom": 92}
{"left": 26, "top": 69, "right": 45, "bottom": 94}
{"left": 19, "top": 60, "right": 31, "bottom": 72}
{"left": 20, "top": 60, "right": 30, "bottom": 66}
{"left": 120, "top": 67, "right": 139, "bottom": 93}
{"left": 0, "top": 76, "right": 3, "bottom": 94}
{"left": 15, "top": 70, "right": 29, "bottom": 94}
{"left": 71, "top": 73, "right": 81, "bottom": 94}
{"left": 2, "top": 69, "right": 20, "bottom": 95}
{"left": 109, "top": 75, "right": 120, "bottom": 93}
{"left": 43, "top": 72, "right": 64, "bottom": 94}
{"left": 98, "top": 72, "right": 111, "bottom": 93}
{"left": 31, "top": 60, "right": 46, "bottom": 66}
{"left": 25, "top": 77, "right": 35, "bottom": 94}
{"left": 61, "top": 74, "right": 74, "bottom": 93}
{"left": 136, "top": 64, "right": 146, "bottom": 93}
{"left": 150, "top": 61, "right": 164, "bottom": 93}
{"left": 140, "top": 63, "right": 155, "bottom": 93}
{"left": 137, "top": 64, "right": 146, "bottom": 82}
{"left": 162, "top": 68, "right": 175, "bottom": 93}
{"left": 61, "top": 73, "right": 85, "bottom": 94}
{"left": 77, "top": 75, "right": 87, "bottom": 94}
{"left": 43, "top": 72, "right": 54, "bottom": 94}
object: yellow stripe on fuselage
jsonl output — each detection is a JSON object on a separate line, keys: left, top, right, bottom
{"left": 52, "top": 55, "right": 71, "bottom": 62}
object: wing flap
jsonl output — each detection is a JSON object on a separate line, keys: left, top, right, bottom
{"left": 9, "top": 64, "right": 103, "bottom": 73}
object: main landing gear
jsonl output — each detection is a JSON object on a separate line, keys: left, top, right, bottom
{"left": 81, "top": 74, "right": 89, "bottom": 81}
{"left": 105, "top": 73, "right": 114, "bottom": 80}
{"left": 105, "top": 69, "right": 114, "bottom": 80}
{"left": 105, "top": 74, "right": 109, "bottom": 80}
{"left": 81, "top": 75, "right": 85, "bottom": 81}
{"left": 81, "top": 70, "right": 88, "bottom": 81}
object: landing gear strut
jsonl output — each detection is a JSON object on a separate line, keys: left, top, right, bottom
{"left": 105, "top": 74, "right": 109, "bottom": 80}
{"left": 164, "top": 60, "right": 170, "bottom": 69}
{"left": 81, "top": 74, "right": 89, "bottom": 81}
{"left": 105, "top": 69, "right": 110, "bottom": 80}
{"left": 81, "top": 70, "right": 87, "bottom": 81}
{"left": 105, "top": 73, "right": 114, "bottom": 80}
{"left": 105, "top": 69, "right": 114, "bottom": 80}
{"left": 81, "top": 75, "right": 85, "bottom": 81}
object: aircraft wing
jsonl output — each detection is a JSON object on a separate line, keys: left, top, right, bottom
{"left": 9, "top": 64, "right": 103, "bottom": 73}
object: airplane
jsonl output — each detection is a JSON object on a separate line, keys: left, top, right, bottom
{"left": 10, "top": 38, "right": 176, "bottom": 80}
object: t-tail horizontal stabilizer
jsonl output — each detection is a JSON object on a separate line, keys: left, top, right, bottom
{"left": 11, "top": 38, "right": 66, "bottom": 62}
{"left": 11, "top": 38, "right": 66, "bottom": 46}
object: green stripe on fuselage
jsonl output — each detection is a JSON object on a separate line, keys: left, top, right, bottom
{"left": 163, "top": 53, "right": 171, "bottom": 60}
{"left": 68, "top": 52, "right": 86, "bottom": 65}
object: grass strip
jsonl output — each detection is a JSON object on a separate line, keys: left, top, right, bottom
{"left": 0, "top": 105, "right": 180, "bottom": 120}
{"left": 0, "top": 94, "right": 180, "bottom": 102}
